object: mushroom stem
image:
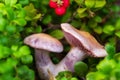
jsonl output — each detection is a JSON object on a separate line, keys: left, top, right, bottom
{"left": 35, "top": 47, "right": 88, "bottom": 79}
{"left": 35, "top": 49, "right": 55, "bottom": 80}
{"left": 56, "top": 47, "right": 87, "bottom": 72}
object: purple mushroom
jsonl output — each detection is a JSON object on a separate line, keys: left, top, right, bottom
{"left": 24, "top": 23, "right": 107, "bottom": 80}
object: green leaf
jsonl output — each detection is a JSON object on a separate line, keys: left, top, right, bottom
{"left": 107, "top": 37, "right": 116, "bottom": 46}
{"left": 111, "top": 66, "right": 120, "bottom": 79}
{"left": 86, "top": 72, "right": 96, "bottom": 80}
{"left": 17, "top": 9, "right": 26, "bottom": 18}
{"left": 0, "top": 73, "right": 15, "bottom": 80}
{"left": 19, "top": 45, "right": 31, "bottom": 56}
{"left": 61, "top": 10, "right": 72, "bottom": 22}
{"left": 21, "top": 55, "right": 33, "bottom": 64}
{"left": 74, "top": 0, "right": 84, "bottom": 5}
{"left": 61, "top": 77, "right": 68, "bottom": 80}
{"left": 71, "top": 20, "right": 81, "bottom": 28}
{"left": 114, "top": 53, "right": 120, "bottom": 63}
{"left": 105, "top": 43, "right": 115, "bottom": 59}
{"left": 0, "top": 3, "right": 5, "bottom": 9}
{"left": 35, "top": 25, "right": 42, "bottom": 33}
{"left": 6, "top": 25, "right": 16, "bottom": 33}
{"left": 56, "top": 71, "right": 72, "bottom": 80}
{"left": 85, "top": 0, "right": 95, "bottom": 8}
{"left": 49, "top": 29, "right": 64, "bottom": 39}
{"left": 19, "top": 0, "right": 29, "bottom": 6}
{"left": 4, "top": 0, "right": 17, "bottom": 6}
{"left": 77, "top": 8, "right": 88, "bottom": 18}
{"left": 103, "top": 25, "right": 115, "bottom": 35}
{"left": 13, "top": 18, "right": 26, "bottom": 26}
{"left": 88, "top": 20, "right": 97, "bottom": 28}
{"left": 11, "top": 45, "right": 18, "bottom": 51}
{"left": 97, "top": 59, "right": 117, "bottom": 74}
{"left": 13, "top": 46, "right": 31, "bottom": 58}
{"left": 111, "top": 5, "right": 120, "bottom": 13}
{"left": 0, "top": 35, "right": 9, "bottom": 45}
{"left": 13, "top": 51, "right": 22, "bottom": 58}
{"left": 13, "top": 4, "right": 22, "bottom": 10}
{"left": 78, "top": 13, "right": 88, "bottom": 18}
{"left": 42, "top": 15, "right": 52, "bottom": 24}
{"left": 74, "top": 61, "right": 88, "bottom": 77}
{"left": 94, "top": 0, "right": 106, "bottom": 8}
{"left": 115, "top": 18, "right": 120, "bottom": 30}
{"left": 18, "top": 65, "right": 35, "bottom": 80}
{"left": 26, "top": 26, "right": 34, "bottom": 33}
{"left": 33, "top": 13, "right": 41, "bottom": 20}
{"left": 93, "top": 16, "right": 102, "bottom": 23}
{"left": 24, "top": 3, "right": 39, "bottom": 21}
{"left": 41, "top": 0, "right": 49, "bottom": 5}
{"left": 7, "top": 58, "right": 18, "bottom": 68}
{"left": 94, "top": 26, "right": 102, "bottom": 34}
{"left": 115, "top": 31, "right": 120, "bottom": 38}
{"left": 5, "top": 7, "right": 15, "bottom": 20}
{"left": 86, "top": 72, "right": 107, "bottom": 80}
{"left": 0, "top": 45, "right": 12, "bottom": 59}
{"left": 77, "top": 8, "right": 87, "bottom": 14}
{"left": 0, "top": 18, "right": 7, "bottom": 31}
{"left": 39, "top": 5, "right": 47, "bottom": 13}
{"left": 2, "top": 46, "right": 12, "bottom": 57}
{"left": 71, "top": 77, "right": 78, "bottom": 80}
{"left": 0, "top": 58, "right": 17, "bottom": 74}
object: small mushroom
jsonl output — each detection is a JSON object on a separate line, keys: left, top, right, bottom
{"left": 24, "top": 33, "right": 63, "bottom": 80}
{"left": 58, "top": 23, "right": 107, "bottom": 72}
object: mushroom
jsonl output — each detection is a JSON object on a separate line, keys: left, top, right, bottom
{"left": 24, "top": 33, "right": 63, "bottom": 80}
{"left": 24, "top": 23, "right": 107, "bottom": 80}
{"left": 58, "top": 23, "right": 108, "bottom": 72}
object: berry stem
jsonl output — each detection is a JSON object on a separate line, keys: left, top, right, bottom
{"left": 57, "top": 0, "right": 63, "bottom": 6}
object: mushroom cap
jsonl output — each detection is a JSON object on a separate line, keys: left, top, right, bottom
{"left": 61, "top": 23, "right": 107, "bottom": 57}
{"left": 24, "top": 33, "right": 63, "bottom": 53}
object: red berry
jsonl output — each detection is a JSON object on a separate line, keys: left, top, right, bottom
{"left": 49, "top": 0, "right": 58, "bottom": 8}
{"left": 62, "top": 0, "right": 70, "bottom": 8}
{"left": 55, "top": 7, "right": 66, "bottom": 16}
